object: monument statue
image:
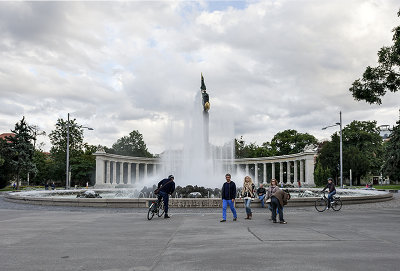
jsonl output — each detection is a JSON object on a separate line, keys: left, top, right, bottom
{"left": 201, "top": 73, "right": 210, "bottom": 112}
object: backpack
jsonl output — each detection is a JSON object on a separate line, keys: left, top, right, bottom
{"left": 282, "top": 190, "right": 291, "bottom": 206}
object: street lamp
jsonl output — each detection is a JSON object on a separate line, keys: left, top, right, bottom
{"left": 322, "top": 111, "right": 343, "bottom": 188}
{"left": 66, "top": 113, "right": 94, "bottom": 189}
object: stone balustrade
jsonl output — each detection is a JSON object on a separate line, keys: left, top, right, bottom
{"left": 93, "top": 149, "right": 317, "bottom": 187}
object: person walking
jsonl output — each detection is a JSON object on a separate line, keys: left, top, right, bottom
{"left": 270, "top": 188, "right": 287, "bottom": 224}
{"left": 220, "top": 173, "right": 237, "bottom": 222}
{"left": 257, "top": 183, "right": 267, "bottom": 208}
{"left": 157, "top": 175, "right": 175, "bottom": 219}
{"left": 322, "top": 177, "right": 336, "bottom": 209}
{"left": 241, "top": 176, "right": 255, "bottom": 219}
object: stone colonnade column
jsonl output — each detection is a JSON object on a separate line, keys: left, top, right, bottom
{"left": 279, "top": 162, "right": 283, "bottom": 184}
{"left": 245, "top": 164, "right": 249, "bottom": 176}
{"left": 304, "top": 156, "right": 315, "bottom": 186}
{"left": 120, "top": 162, "right": 124, "bottom": 185}
{"left": 294, "top": 160, "right": 298, "bottom": 185}
{"left": 300, "top": 160, "right": 304, "bottom": 184}
{"left": 136, "top": 163, "right": 140, "bottom": 184}
{"left": 286, "top": 161, "right": 290, "bottom": 184}
{"left": 95, "top": 158, "right": 105, "bottom": 185}
{"left": 128, "top": 163, "right": 132, "bottom": 185}
{"left": 254, "top": 163, "right": 258, "bottom": 184}
{"left": 263, "top": 163, "right": 267, "bottom": 183}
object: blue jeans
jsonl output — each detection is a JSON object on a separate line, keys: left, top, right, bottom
{"left": 268, "top": 203, "right": 281, "bottom": 214}
{"left": 258, "top": 195, "right": 265, "bottom": 208}
{"left": 222, "top": 199, "right": 237, "bottom": 220}
{"left": 328, "top": 191, "right": 336, "bottom": 207}
{"left": 244, "top": 199, "right": 252, "bottom": 214}
{"left": 271, "top": 197, "right": 284, "bottom": 222}
{"left": 158, "top": 191, "right": 169, "bottom": 214}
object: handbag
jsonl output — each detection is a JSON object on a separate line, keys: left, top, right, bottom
{"left": 265, "top": 198, "right": 271, "bottom": 203}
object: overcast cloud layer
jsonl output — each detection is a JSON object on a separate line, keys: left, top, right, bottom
{"left": 0, "top": 0, "right": 399, "bottom": 154}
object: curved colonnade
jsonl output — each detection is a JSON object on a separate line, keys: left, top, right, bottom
{"left": 94, "top": 150, "right": 317, "bottom": 187}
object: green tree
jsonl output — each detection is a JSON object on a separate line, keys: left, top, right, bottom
{"left": 5, "top": 117, "right": 37, "bottom": 190}
{"left": 48, "top": 118, "right": 95, "bottom": 186}
{"left": 382, "top": 121, "right": 400, "bottom": 182}
{"left": 0, "top": 138, "right": 13, "bottom": 189}
{"left": 270, "top": 129, "right": 318, "bottom": 156}
{"left": 109, "top": 130, "right": 153, "bottom": 157}
{"left": 314, "top": 160, "right": 331, "bottom": 187}
{"left": 349, "top": 9, "right": 400, "bottom": 104}
{"left": 318, "top": 120, "right": 383, "bottom": 185}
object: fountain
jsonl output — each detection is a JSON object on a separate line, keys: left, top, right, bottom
{"left": 3, "top": 75, "right": 394, "bottom": 207}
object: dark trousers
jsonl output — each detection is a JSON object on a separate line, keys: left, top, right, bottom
{"left": 271, "top": 196, "right": 284, "bottom": 222}
{"left": 159, "top": 191, "right": 169, "bottom": 214}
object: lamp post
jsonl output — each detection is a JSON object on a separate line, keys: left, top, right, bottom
{"left": 66, "top": 113, "right": 94, "bottom": 189}
{"left": 322, "top": 111, "right": 343, "bottom": 188}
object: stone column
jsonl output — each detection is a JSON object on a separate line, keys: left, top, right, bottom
{"left": 112, "top": 161, "right": 117, "bottom": 185}
{"left": 95, "top": 158, "right": 105, "bottom": 185}
{"left": 294, "top": 160, "right": 298, "bottom": 185}
{"left": 304, "top": 156, "right": 315, "bottom": 186}
{"left": 120, "top": 162, "right": 124, "bottom": 185}
{"left": 287, "top": 161, "right": 291, "bottom": 184}
{"left": 144, "top": 163, "right": 148, "bottom": 180}
{"left": 263, "top": 163, "right": 267, "bottom": 183}
{"left": 136, "top": 163, "right": 140, "bottom": 183}
{"left": 271, "top": 162, "right": 275, "bottom": 180}
{"left": 245, "top": 164, "right": 249, "bottom": 176}
{"left": 254, "top": 163, "right": 258, "bottom": 184}
{"left": 279, "top": 162, "right": 283, "bottom": 184}
{"left": 106, "top": 160, "right": 111, "bottom": 184}
{"left": 300, "top": 160, "right": 304, "bottom": 184}
{"left": 128, "top": 163, "right": 132, "bottom": 184}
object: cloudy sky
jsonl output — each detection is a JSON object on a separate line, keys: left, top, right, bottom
{"left": 1, "top": 0, "right": 399, "bottom": 154}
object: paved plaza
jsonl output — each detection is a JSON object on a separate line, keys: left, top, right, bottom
{"left": 0, "top": 192, "right": 399, "bottom": 271}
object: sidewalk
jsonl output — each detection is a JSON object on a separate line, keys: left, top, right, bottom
{"left": 0, "top": 195, "right": 399, "bottom": 271}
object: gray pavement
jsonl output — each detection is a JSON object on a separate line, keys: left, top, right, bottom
{"left": 0, "top": 192, "right": 399, "bottom": 271}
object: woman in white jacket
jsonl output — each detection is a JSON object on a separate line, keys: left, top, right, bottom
{"left": 241, "top": 176, "right": 255, "bottom": 220}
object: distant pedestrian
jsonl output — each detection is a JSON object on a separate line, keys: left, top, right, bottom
{"left": 266, "top": 179, "right": 279, "bottom": 211}
{"left": 241, "top": 176, "right": 255, "bottom": 219}
{"left": 45, "top": 183, "right": 49, "bottom": 190}
{"left": 257, "top": 184, "right": 267, "bottom": 208}
{"left": 12, "top": 182, "right": 16, "bottom": 190}
{"left": 51, "top": 182, "right": 55, "bottom": 190}
{"left": 220, "top": 173, "right": 237, "bottom": 222}
{"left": 270, "top": 189, "right": 287, "bottom": 224}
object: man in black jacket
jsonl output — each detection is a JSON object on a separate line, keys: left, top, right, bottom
{"left": 157, "top": 175, "right": 175, "bottom": 218}
{"left": 220, "top": 173, "right": 237, "bottom": 222}
{"left": 322, "top": 177, "right": 336, "bottom": 209}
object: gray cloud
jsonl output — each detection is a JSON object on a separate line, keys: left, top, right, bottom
{"left": 0, "top": 0, "right": 399, "bottom": 154}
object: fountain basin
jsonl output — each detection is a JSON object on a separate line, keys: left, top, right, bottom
{"left": 4, "top": 188, "right": 393, "bottom": 208}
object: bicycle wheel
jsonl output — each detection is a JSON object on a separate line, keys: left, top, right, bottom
{"left": 147, "top": 203, "right": 155, "bottom": 220}
{"left": 315, "top": 198, "right": 327, "bottom": 212}
{"left": 157, "top": 201, "right": 165, "bottom": 217}
{"left": 331, "top": 198, "right": 342, "bottom": 211}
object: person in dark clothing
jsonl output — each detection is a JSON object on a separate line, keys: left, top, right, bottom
{"left": 257, "top": 184, "right": 267, "bottom": 208}
{"left": 220, "top": 173, "right": 237, "bottom": 222}
{"left": 270, "top": 189, "right": 287, "bottom": 224}
{"left": 157, "top": 175, "right": 175, "bottom": 218}
{"left": 322, "top": 177, "right": 336, "bottom": 209}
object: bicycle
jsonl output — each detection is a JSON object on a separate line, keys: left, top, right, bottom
{"left": 147, "top": 197, "right": 165, "bottom": 220}
{"left": 314, "top": 191, "right": 342, "bottom": 212}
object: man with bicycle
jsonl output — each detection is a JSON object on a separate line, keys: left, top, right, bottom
{"left": 322, "top": 177, "right": 336, "bottom": 209}
{"left": 157, "top": 175, "right": 175, "bottom": 219}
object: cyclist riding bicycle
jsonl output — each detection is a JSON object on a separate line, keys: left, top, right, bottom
{"left": 322, "top": 177, "right": 336, "bottom": 209}
{"left": 156, "top": 175, "right": 175, "bottom": 219}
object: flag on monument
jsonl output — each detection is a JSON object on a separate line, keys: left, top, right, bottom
{"left": 201, "top": 73, "right": 206, "bottom": 91}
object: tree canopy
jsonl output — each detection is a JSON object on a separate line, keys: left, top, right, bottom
{"left": 349, "top": 9, "right": 400, "bottom": 104}
{"left": 108, "top": 130, "right": 153, "bottom": 157}
{"left": 382, "top": 121, "right": 400, "bottom": 182}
